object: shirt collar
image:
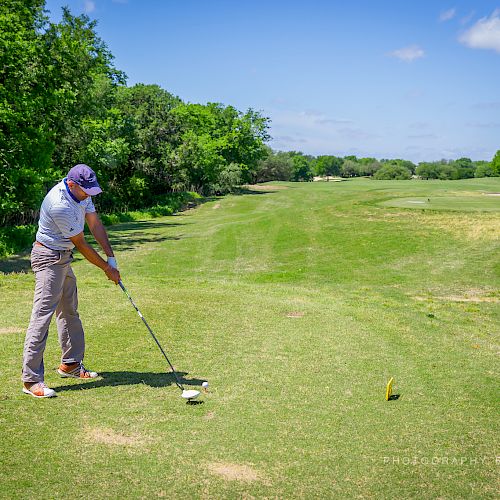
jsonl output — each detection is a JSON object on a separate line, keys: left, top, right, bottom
{"left": 63, "top": 177, "right": 81, "bottom": 204}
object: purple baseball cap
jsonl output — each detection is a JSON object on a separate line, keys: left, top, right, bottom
{"left": 67, "top": 164, "right": 102, "bottom": 196}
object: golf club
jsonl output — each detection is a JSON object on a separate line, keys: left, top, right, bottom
{"left": 118, "top": 280, "right": 200, "bottom": 401}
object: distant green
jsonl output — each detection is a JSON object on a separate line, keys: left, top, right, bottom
{"left": 0, "top": 178, "right": 498, "bottom": 498}
{"left": 381, "top": 195, "right": 500, "bottom": 212}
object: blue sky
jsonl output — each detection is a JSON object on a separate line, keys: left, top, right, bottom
{"left": 45, "top": 1, "right": 500, "bottom": 162}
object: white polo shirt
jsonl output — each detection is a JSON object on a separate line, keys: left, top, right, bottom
{"left": 36, "top": 179, "right": 96, "bottom": 251}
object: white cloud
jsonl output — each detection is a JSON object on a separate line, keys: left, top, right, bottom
{"left": 460, "top": 11, "right": 475, "bottom": 25}
{"left": 84, "top": 0, "right": 96, "bottom": 13}
{"left": 407, "top": 133, "right": 438, "bottom": 140}
{"left": 409, "top": 121, "right": 430, "bottom": 129}
{"left": 271, "top": 110, "right": 354, "bottom": 130}
{"left": 337, "top": 128, "right": 380, "bottom": 141}
{"left": 473, "top": 101, "right": 500, "bottom": 109}
{"left": 273, "top": 135, "right": 308, "bottom": 145}
{"left": 267, "top": 109, "right": 380, "bottom": 156}
{"left": 316, "top": 118, "right": 353, "bottom": 126}
{"left": 459, "top": 10, "right": 500, "bottom": 53}
{"left": 440, "top": 8, "right": 456, "bottom": 22}
{"left": 466, "top": 121, "right": 500, "bottom": 128}
{"left": 389, "top": 45, "right": 425, "bottom": 62}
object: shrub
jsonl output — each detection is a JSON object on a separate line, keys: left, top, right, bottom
{"left": 374, "top": 165, "right": 411, "bottom": 180}
{"left": 0, "top": 225, "right": 37, "bottom": 258}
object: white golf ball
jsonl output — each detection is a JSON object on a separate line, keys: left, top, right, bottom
{"left": 202, "top": 381, "right": 209, "bottom": 388}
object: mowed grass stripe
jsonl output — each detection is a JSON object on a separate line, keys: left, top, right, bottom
{"left": 0, "top": 178, "right": 498, "bottom": 498}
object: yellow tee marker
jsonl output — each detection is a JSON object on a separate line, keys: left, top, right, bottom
{"left": 385, "top": 377, "right": 394, "bottom": 401}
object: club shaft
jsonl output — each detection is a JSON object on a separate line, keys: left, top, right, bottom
{"left": 118, "top": 281, "right": 185, "bottom": 391}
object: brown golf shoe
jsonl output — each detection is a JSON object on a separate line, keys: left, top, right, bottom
{"left": 58, "top": 362, "right": 98, "bottom": 379}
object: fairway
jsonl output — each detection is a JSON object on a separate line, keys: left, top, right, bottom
{"left": 0, "top": 178, "right": 499, "bottom": 498}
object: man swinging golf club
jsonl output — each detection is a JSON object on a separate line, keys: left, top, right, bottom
{"left": 22, "top": 164, "right": 120, "bottom": 398}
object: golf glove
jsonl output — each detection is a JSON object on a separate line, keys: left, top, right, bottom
{"left": 107, "top": 256, "right": 118, "bottom": 270}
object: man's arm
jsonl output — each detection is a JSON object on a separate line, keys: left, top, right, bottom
{"left": 85, "top": 212, "right": 114, "bottom": 258}
{"left": 69, "top": 232, "right": 120, "bottom": 284}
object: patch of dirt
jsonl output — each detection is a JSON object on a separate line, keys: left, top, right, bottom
{"left": 204, "top": 411, "right": 216, "bottom": 420}
{"left": 413, "top": 290, "right": 499, "bottom": 303}
{"left": 244, "top": 184, "right": 288, "bottom": 191}
{"left": 286, "top": 311, "right": 304, "bottom": 318}
{"left": 212, "top": 203, "right": 221, "bottom": 209}
{"left": 440, "top": 296, "right": 498, "bottom": 303}
{"left": 207, "top": 462, "right": 264, "bottom": 483}
{"left": 368, "top": 208, "right": 499, "bottom": 241}
{"left": 0, "top": 327, "right": 22, "bottom": 334}
{"left": 86, "top": 427, "right": 149, "bottom": 447}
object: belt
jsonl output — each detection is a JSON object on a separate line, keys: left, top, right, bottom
{"left": 35, "top": 241, "right": 72, "bottom": 252}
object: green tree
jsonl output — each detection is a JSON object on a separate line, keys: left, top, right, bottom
{"left": 374, "top": 164, "right": 411, "bottom": 180}
{"left": 341, "top": 159, "right": 360, "bottom": 178}
{"left": 358, "top": 158, "right": 381, "bottom": 176}
{"left": 291, "top": 155, "right": 313, "bottom": 181}
{"left": 437, "top": 163, "right": 457, "bottom": 180}
{"left": 474, "top": 162, "right": 495, "bottom": 178}
{"left": 0, "top": 1, "right": 126, "bottom": 223}
{"left": 255, "top": 148, "right": 294, "bottom": 182}
{"left": 0, "top": 0, "right": 54, "bottom": 224}
{"left": 171, "top": 102, "right": 269, "bottom": 191}
{"left": 314, "top": 155, "right": 343, "bottom": 177}
{"left": 46, "top": 8, "right": 126, "bottom": 171}
{"left": 416, "top": 162, "right": 440, "bottom": 179}
{"left": 490, "top": 150, "right": 500, "bottom": 176}
{"left": 76, "top": 108, "right": 135, "bottom": 211}
{"left": 116, "top": 84, "right": 183, "bottom": 194}
{"left": 451, "top": 157, "right": 474, "bottom": 179}
{"left": 172, "top": 130, "right": 226, "bottom": 194}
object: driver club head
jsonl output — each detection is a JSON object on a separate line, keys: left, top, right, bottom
{"left": 181, "top": 389, "right": 201, "bottom": 400}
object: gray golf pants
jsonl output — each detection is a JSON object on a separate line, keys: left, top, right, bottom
{"left": 22, "top": 244, "right": 85, "bottom": 383}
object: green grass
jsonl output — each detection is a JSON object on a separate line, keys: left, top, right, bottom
{"left": 0, "top": 178, "right": 499, "bottom": 498}
{"left": 0, "top": 191, "right": 202, "bottom": 259}
{"left": 381, "top": 194, "right": 500, "bottom": 211}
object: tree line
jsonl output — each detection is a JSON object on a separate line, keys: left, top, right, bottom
{"left": 1, "top": 1, "right": 499, "bottom": 229}
{"left": 255, "top": 150, "right": 500, "bottom": 182}
{"left": 0, "top": 1, "right": 270, "bottom": 226}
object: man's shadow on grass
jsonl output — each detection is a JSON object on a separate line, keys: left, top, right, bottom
{"left": 84, "top": 220, "right": 186, "bottom": 253}
{"left": 54, "top": 371, "right": 204, "bottom": 392}
{"left": 0, "top": 220, "right": 186, "bottom": 274}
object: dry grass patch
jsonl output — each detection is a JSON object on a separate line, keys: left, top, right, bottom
{"left": 443, "top": 296, "right": 499, "bottom": 303}
{"left": 207, "top": 462, "right": 265, "bottom": 483}
{"left": 286, "top": 311, "right": 304, "bottom": 318}
{"left": 213, "top": 203, "right": 221, "bottom": 209}
{"left": 0, "top": 327, "right": 22, "bottom": 334}
{"left": 244, "top": 184, "right": 288, "bottom": 192}
{"left": 437, "top": 213, "right": 496, "bottom": 239}
{"left": 369, "top": 207, "right": 499, "bottom": 241}
{"left": 413, "top": 288, "right": 499, "bottom": 303}
{"left": 85, "top": 427, "right": 151, "bottom": 448}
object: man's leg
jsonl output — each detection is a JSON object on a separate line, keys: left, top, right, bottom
{"left": 23, "top": 248, "right": 67, "bottom": 383}
{"left": 56, "top": 264, "right": 85, "bottom": 365}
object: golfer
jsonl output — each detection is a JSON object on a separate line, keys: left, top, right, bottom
{"left": 22, "top": 164, "right": 121, "bottom": 398}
